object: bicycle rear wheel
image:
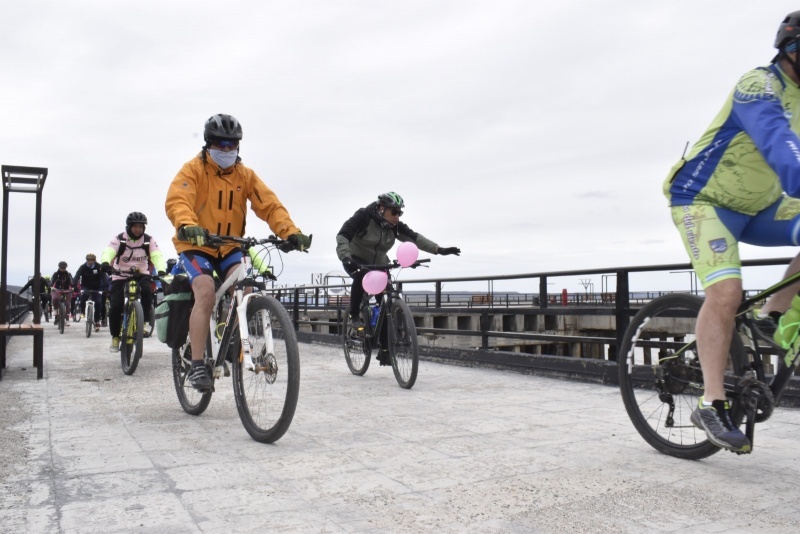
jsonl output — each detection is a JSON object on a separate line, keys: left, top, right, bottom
{"left": 342, "top": 304, "right": 372, "bottom": 375}
{"left": 618, "top": 293, "right": 748, "bottom": 460}
{"left": 44, "top": 302, "right": 50, "bottom": 322}
{"left": 172, "top": 335, "right": 213, "bottom": 415}
{"left": 120, "top": 301, "right": 144, "bottom": 375}
{"left": 231, "top": 296, "right": 300, "bottom": 443}
{"left": 388, "top": 298, "right": 419, "bottom": 389}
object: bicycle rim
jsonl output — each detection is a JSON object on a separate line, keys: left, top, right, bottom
{"left": 120, "top": 301, "right": 144, "bottom": 375}
{"left": 232, "top": 296, "right": 300, "bottom": 443}
{"left": 342, "top": 306, "right": 372, "bottom": 375}
{"left": 618, "top": 293, "right": 748, "bottom": 460}
{"left": 172, "top": 336, "right": 213, "bottom": 415}
{"left": 388, "top": 298, "right": 418, "bottom": 389}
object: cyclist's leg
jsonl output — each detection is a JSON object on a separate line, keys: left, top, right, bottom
{"left": 181, "top": 252, "right": 217, "bottom": 364}
{"left": 671, "top": 204, "right": 750, "bottom": 451}
{"left": 671, "top": 204, "right": 744, "bottom": 402}
{"left": 740, "top": 195, "right": 800, "bottom": 314}
{"left": 349, "top": 271, "right": 366, "bottom": 320}
{"left": 141, "top": 284, "right": 153, "bottom": 322}
{"left": 108, "top": 281, "right": 125, "bottom": 339}
{"left": 94, "top": 292, "right": 103, "bottom": 324}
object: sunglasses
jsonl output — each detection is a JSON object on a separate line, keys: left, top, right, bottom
{"left": 389, "top": 208, "right": 403, "bottom": 216}
{"left": 211, "top": 139, "right": 239, "bottom": 149}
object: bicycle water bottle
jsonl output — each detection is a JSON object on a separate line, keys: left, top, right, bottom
{"left": 774, "top": 294, "right": 800, "bottom": 350}
{"left": 370, "top": 305, "right": 380, "bottom": 328}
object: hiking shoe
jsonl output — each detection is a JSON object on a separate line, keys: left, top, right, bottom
{"left": 109, "top": 337, "right": 120, "bottom": 352}
{"left": 188, "top": 363, "right": 213, "bottom": 390}
{"left": 377, "top": 349, "right": 391, "bottom": 366}
{"left": 690, "top": 398, "right": 751, "bottom": 453}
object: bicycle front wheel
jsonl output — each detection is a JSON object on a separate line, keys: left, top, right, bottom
{"left": 172, "top": 335, "right": 213, "bottom": 415}
{"left": 618, "top": 293, "right": 748, "bottom": 460}
{"left": 388, "top": 298, "right": 419, "bottom": 389}
{"left": 85, "top": 302, "right": 93, "bottom": 338}
{"left": 120, "top": 301, "right": 144, "bottom": 375}
{"left": 58, "top": 301, "right": 66, "bottom": 334}
{"left": 44, "top": 302, "right": 50, "bottom": 322}
{"left": 231, "top": 296, "right": 300, "bottom": 443}
{"left": 342, "top": 305, "right": 372, "bottom": 375}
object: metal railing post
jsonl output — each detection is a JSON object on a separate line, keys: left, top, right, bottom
{"left": 613, "top": 269, "right": 630, "bottom": 362}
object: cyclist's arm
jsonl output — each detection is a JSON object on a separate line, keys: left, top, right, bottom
{"left": 100, "top": 241, "right": 118, "bottom": 267}
{"left": 336, "top": 209, "right": 370, "bottom": 261}
{"left": 147, "top": 238, "right": 168, "bottom": 273}
{"left": 248, "top": 172, "right": 302, "bottom": 240}
{"left": 165, "top": 164, "right": 201, "bottom": 230}
{"left": 732, "top": 69, "right": 800, "bottom": 197}
{"left": 396, "top": 222, "right": 438, "bottom": 255}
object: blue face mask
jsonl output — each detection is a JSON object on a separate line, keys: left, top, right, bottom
{"left": 208, "top": 148, "right": 238, "bottom": 169}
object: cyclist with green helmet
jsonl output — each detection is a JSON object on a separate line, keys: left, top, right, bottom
{"left": 663, "top": 11, "right": 800, "bottom": 454}
{"left": 336, "top": 192, "right": 460, "bottom": 364}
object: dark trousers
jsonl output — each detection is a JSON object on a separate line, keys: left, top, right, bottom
{"left": 109, "top": 280, "right": 152, "bottom": 337}
{"left": 348, "top": 270, "right": 367, "bottom": 320}
{"left": 349, "top": 270, "right": 389, "bottom": 350}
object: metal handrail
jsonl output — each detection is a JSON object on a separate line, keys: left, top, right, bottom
{"left": 265, "top": 257, "right": 794, "bottom": 359}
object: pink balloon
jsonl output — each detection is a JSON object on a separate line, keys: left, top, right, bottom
{"left": 362, "top": 270, "right": 388, "bottom": 295}
{"left": 396, "top": 242, "right": 419, "bottom": 267}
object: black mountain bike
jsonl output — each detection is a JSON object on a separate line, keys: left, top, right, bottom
{"left": 619, "top": 270, "right": 800, "bottom": 460}
{"left": 54, "top": 289, "right": 71, "bottom": 334}
{"left": 342, "top": 259, "right": 429, "bottom": 389}
{"left": 114, "top": 268, "right": 160, "bottom": 376}
{"left": 172, "top": 234, "right": 301, "bottom": 444}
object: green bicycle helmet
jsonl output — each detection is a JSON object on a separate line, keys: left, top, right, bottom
{"left": 377, "top": 192, "right": 405, "bottom": 209}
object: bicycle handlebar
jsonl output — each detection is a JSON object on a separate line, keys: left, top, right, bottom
{"left": 357, "top": 258, "right": 431, "bottom": 272}
{"left": 204, "top": 233, "right": 289, "bottom": 251}
{"left": 110, "top": 268, "right": 170, "bottom": 284}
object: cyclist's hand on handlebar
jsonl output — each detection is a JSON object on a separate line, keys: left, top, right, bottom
{"left": 279, "top": 232, "right": 312, "bottom": 253}
{"left": 437, "top": 246, "right": 461, "bottom": 256}
{"left": 178, "top": 225, "right": 206, "bottom": 247}
{"left": 289, "top": 232, "right": 312, "bottom": 252}
{"left": 157, "top": 270, "right": 166, "bottom": 277}
{"left": 101, "top": 262, "right": 112, "bottom": 273}
{"left": 342, "top": 258, "right": 360, "bottom": 276}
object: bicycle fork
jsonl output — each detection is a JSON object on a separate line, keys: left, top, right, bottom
{"left": 235, "top": 293, "right": 275, "bottom": 373}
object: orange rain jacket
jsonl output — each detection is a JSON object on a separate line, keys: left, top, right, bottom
{"left": 165, "top": 153, "right": 301, "bottom": 257}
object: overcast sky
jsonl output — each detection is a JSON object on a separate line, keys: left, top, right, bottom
{"left": 2, "top": 1, "right": 799, "bottom": 294}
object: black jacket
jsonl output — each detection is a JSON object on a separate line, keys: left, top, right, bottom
{"left": 73, "top": 262, "right": 108, "bottom": 291}
{"left": 50, "top": 270, "right": 73, "bottom": 290}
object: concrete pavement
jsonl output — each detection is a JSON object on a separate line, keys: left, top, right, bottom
{"left": 2, "top": 316, "right": 800, "bottom": 533}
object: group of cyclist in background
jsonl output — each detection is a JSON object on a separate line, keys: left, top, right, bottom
{"left": 18, "top": 112, "right": 460, "bottom": 396}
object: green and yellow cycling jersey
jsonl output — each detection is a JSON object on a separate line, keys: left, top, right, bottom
{"left": 664, "top": 63, "right": 800, "bottom": 215}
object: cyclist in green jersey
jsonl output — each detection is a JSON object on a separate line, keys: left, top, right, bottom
{"left": 663, "top": 12, "right": 800, "bottom": 453}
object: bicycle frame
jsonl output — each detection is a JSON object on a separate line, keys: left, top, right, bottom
{"left": 121, "top": 276, "right": 142, "bottom": 334}
{"left": 206, "top": 250, "right": 273, "bottom": 372}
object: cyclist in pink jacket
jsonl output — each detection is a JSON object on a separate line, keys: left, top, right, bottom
{"left": 100, "top": 212, "right": 167, "bottom": 352}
